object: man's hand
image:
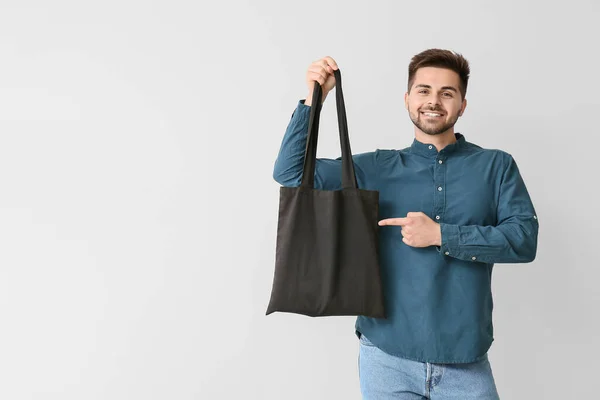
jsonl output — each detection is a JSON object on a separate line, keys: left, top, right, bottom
{"left": 305, "top": 56, "right": 339, "bottom": 106}
{"left": 378, "top": 212, "right": 442, "bottom": 248}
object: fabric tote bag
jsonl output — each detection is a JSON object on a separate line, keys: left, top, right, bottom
{"left": 266, "top": 69, "right": 385, "bottom": 318}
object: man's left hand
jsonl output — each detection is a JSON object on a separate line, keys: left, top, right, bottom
{"left": 378, "top": 212, "right": 442, "bottom": 248}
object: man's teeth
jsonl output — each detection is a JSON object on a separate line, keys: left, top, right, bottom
{"left": 423, "top": 112, "right": 442, "bottom": 117}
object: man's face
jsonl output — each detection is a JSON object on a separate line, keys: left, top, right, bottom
{"left": 405, "top": 67, "right": 467, "bottom": 136}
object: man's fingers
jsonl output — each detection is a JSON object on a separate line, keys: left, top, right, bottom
{"left": 378, "top": 217, "right": 408, "bottom": 226}
{"left": 406, "top": 212, "right": 423, "bottom": 217}
{"left": 319, "top": 60, "right": 333, "bottom": 73}
{"left": 322, "top": 56, "right": 339, "bottom": 70}
{"left": 308, "top": 65, "right": 329, "bottom": 80}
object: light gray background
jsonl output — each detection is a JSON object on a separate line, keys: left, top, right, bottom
{"left": 0, "top": 1, "right": 597, "bottom": 399}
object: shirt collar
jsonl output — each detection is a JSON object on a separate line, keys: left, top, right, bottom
{"left": 410, "top": 133, "right": 466, "bottom": 157}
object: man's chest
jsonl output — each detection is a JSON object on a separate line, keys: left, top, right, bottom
{"left": 377, "top": 158, "right": 500, "bottom": 226}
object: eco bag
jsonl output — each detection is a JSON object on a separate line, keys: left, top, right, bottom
{"left": 266, "top": 69, "right": 385, "bottom": 318}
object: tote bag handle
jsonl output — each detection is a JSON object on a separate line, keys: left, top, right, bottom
{"left": 300, "top": 69, "right": 358, "bottom": 190}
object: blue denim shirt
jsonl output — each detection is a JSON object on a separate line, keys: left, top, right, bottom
{"left": 273, "top": 100, "right": 539, "bottom": 363}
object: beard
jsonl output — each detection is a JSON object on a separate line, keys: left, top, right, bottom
{"left": 409, "top": 106, "right": 459, "bottom": 136}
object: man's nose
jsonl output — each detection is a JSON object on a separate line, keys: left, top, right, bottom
{"left": 427, "top": 95, "right": 441, "bottom": 106}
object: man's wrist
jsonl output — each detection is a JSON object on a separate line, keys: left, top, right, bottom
{"left": 433, "top": 223, "right": 442, "bottom": 247}
{"left": 304, "top": 92, "right": 328, "bottom": 107}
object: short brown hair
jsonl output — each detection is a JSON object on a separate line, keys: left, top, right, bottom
{"left": 408, "top": 49, "right": 470, "bottom": 99}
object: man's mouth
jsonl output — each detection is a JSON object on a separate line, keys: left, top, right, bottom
{"left": 421, "top": 111, "right": 444, "bottom": 118}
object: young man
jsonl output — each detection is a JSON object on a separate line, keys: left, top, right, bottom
{"left": 273, "top": 49, "right": 539, "bottom": 399}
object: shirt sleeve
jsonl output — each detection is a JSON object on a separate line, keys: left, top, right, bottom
{"left": 273, "top": 100, "right": 376, "bottom": 190}
{"left": 438, "top": 154, "right": 539, "bottom": 264}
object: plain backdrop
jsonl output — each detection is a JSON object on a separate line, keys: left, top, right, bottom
{"left": 0, "top": 1, "right": 597, "bottom": 399}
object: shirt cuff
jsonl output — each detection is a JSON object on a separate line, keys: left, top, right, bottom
{"left": 291, "top": 99, "right": 311, "bottom": 120}
{"left": 439, "top": 223, "right": 460, "bottom": 256}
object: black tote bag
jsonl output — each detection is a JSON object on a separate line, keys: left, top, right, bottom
{"left": 266, "top": 69, "right": 386, "bottom": 318}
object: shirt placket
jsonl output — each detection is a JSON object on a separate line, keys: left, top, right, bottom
{"left": 433, "top": 152, "right": 447, "bottom": 250}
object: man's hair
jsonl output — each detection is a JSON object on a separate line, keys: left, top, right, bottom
{"left": 407, "top": 49, "right": 470, "bottom": 99}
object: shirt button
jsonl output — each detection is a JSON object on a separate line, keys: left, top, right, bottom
{"left": 435, "top": 215, "right": 440, "bottom": 220}
{"left": 438, "top": 160, "right": 443, "bottom": 164}
{"left": 445, "top": 251, "right": 450, "bottom": 256}
{"left": 533, "top": 215, "right": 537, "bottom": 220}
{"left": 428, "top": 145, "right": 433, "bottom": 149}
{"left": 472, "top": 256, "right": 477, "bottom": 261}
{"left": 437, "top": 187, "right": 443, "bottom": 191}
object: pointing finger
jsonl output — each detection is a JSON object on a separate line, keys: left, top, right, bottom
{"left": 378, "top": 218, "right": 408, "bottom": 226}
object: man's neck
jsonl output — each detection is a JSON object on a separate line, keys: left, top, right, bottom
{"left": 414, "top": 129, "right": 457, "bottom": 152}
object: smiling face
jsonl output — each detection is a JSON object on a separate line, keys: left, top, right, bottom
{"left": 405, "top": 67, "right": 467, "bottom": 136}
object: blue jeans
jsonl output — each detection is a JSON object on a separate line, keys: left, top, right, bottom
{"left": 358, "top": 334, "right": 500, "bottom": 399}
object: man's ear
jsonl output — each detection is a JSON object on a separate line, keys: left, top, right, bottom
{"left": 459, "top": 98, "right": 467, "bottom": 116}
{"left": 404, "top": 92, "right": 409, "bottom": 110}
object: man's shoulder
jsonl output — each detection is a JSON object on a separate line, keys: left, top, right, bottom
{"left": 375, "top": 147, "right": 406, "bottom": 154}
{"left": 373, "top": 148, "right": 408, "bottom": 158}
{"left": 462, "top": 139, "right": 513, "bottom": 160}
{"left": 345, "top": 149, "right": 399, "bottom": 162}
{"left": 461, "top": 141, "right": 521, "bottom": 178}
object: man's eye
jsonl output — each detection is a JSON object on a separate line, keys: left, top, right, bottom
{"left": 418, "top": 90, "right": 428, "bottom": 94}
